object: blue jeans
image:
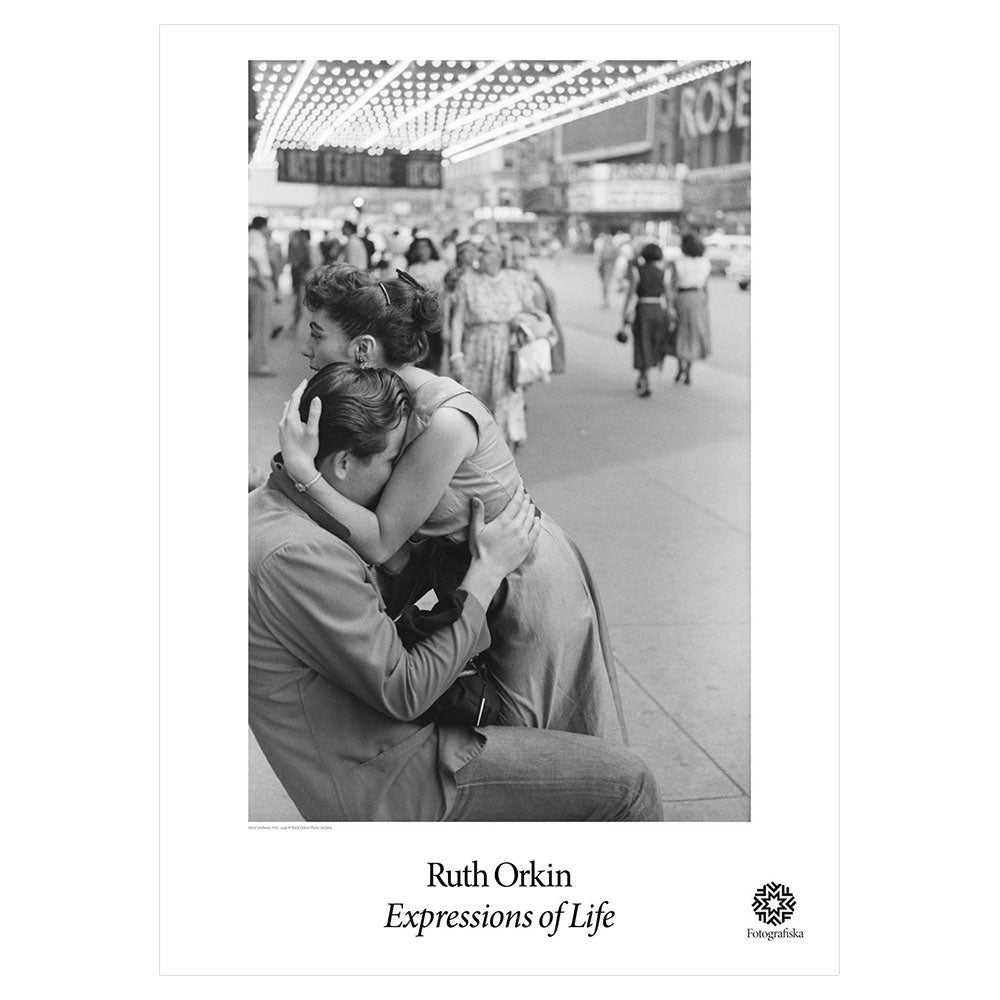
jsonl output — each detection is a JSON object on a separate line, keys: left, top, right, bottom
{"left": 446, "top": 727, "right": 662, "bottom": 822}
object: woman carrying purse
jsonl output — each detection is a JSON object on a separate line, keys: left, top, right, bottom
{"left": 621, "top": 243, "right": 674, "bottom": 398}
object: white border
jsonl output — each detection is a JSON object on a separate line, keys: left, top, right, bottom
{"left": 160, "top": 21, "right": 838, "bottom": 977}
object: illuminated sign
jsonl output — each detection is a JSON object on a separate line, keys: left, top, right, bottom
{"left": 675, "top": 63, "right": 750, "bottom": 169}
{"left": 473, "top": 206, "right": 538, "bottom": 221}
{"left": 567, "top": 178, "right": 682, "bottom": 213}
{"left": 679, "top": 64, "right": 751, "bottom": 138}
{"left": 277, "top": 147, "right": 443, "bottom": 188}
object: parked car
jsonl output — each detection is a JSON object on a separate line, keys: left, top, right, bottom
{"left": 703, "top": 233, "right": 751, "bottom": 276}
{"left": 726, "top": 247, "right": 751, "bottom": 290}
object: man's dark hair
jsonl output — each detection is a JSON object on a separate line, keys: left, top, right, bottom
{"left": 640, "top": 242, "right": 663, "bottom": 262}
{"left": 299, "top": 363, "right": 411, "bottom": 466}
{"left": 249, "top": 216, "right": 268, "bottom": 231}
{"left": 342, "top": 220, "right": 358, "bottom": 235}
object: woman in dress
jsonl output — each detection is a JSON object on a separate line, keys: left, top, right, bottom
{"left": 670, "top": 233, "right": 712, "bottom": 385}
{"left": 621, "top": 243, "right": 673, "bottom": 398}
{"left": 284, "top": 263, "right": 624, "bottom": 741}
{"left": 447, "top": 237, "right": 538, "bottom": 450}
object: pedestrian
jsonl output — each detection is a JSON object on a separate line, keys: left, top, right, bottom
{"left": 253, "top": 364, "right": 659, "bottom": 821}
{"left": 361, "top": 227, "right": 376, "bottom": 267}
{"left": 448, "top": 237, "right": 539, "bottom": 450}
{"left": 406, "top": 236, "right": 449, "bottom": 374}
{"left": 594, "top": 231, "right": 618, "bottom": 308}
{"left": 319, "top": 229, "right": 342, "bottom": 265}
{"left": 621, "top": 243, "right": 673, "bottom": 398}
{"left": 440, "top": 228, "right": 460, "bottom": 267}
{"left": 670, "top": 233, "right": 712, "bottom": 385}
{"left": 405, "top": 235, "right": 448, "bottom": 286}
{"left": 507, "top": 233, "right": 566, "bottom": 374}
{"left": 341, "top": 220, "right": 369, "bottom": 270}
{"left": 282, "top": 264, "right": 627, "bottom": 740}
{"left": 613, "top": 234, "right": 635, "bottom": 296}
{"left": 286, "top": 228, "right": 315, "bottom": 337}
{"left": 387, "top": 228, "right": 410, "bottom": 273}
{"left": 439, "top": 240, "right": 478, "bottom": 375}
{"left": 248, "top": 216, "right": 275, "bottom": 376}
{"left": 267, "top": 228, "right": 286, "bottom": 340}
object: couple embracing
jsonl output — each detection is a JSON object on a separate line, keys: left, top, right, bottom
{"left": 249, "top": 263, "right": 661, "bottom": 821}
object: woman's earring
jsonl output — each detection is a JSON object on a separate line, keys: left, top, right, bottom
{"left": 355, "top": 347, "right": 370, "bottom": 369}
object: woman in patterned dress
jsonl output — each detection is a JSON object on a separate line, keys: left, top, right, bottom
{"left": 280, "top": 263, "right": 625, "bottom": 742}
{"left": 447, "top": 237, "right": 538, "bottom": 451}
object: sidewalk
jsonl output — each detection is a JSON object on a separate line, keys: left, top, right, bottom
{"left": 249, "top": 294, "right": 750, "bottom": 821}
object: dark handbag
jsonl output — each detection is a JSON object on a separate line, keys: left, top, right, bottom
{"left": 664, "top": 307, "right": 679, "bottom": 358}
{"left": 616, "top": 321, "right": 630, "bottom": 344}
{"left": 396, "top": 590, "right": 502, "bottom": 728}
{"left": 420, "top": 655, "right": 502, "bottom": 728}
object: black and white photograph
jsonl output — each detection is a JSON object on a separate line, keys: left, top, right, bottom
{"left": 246, "top": 57, "right": 752, "bottom": 823}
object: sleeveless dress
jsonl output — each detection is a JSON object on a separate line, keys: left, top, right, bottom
{"left": 402, "top": 375, "right": 625, "bottom": 741}
{"left": 631, "top": 262, "right": 670, "bottom": 371}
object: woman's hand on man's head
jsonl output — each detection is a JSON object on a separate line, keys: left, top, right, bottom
{"left": 279, "top": 378, "right": 322, "bottom": 482}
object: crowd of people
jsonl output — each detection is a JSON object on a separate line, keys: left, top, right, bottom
{"left": 254, "top": 214, "right": 717, "bottom": 410}
{"left": 251, "top": 217, "right": 565, "bottom": 450}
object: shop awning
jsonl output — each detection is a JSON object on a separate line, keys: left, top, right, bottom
{"left": 249, "top": 59, "right": 741, "bottom": 167}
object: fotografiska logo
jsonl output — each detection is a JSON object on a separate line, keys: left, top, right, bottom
{"left": 751, "top": 882, "right": 797, "bottom": 926}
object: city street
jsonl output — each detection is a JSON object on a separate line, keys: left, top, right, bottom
{"left": 249, "top": 253, "right": 750, "bottom": 821}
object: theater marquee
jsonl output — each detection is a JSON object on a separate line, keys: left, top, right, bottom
{"left": 277, "top": 147, "right": 443, "bottom": 189}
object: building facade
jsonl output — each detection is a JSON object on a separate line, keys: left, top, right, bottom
{"left": 674, "top": 62, "right": 751, "bottom": 232}
{"left": 440, "top": 62, "right": 751, "bottom": 244}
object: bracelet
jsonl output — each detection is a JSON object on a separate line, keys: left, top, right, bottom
{"left": 449, "top": 351, "right": 465, "bottom": 362}
{"left": 293, "top": 471, "right": 323, "bottom": 493}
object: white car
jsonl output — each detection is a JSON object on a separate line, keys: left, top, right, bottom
{"left": 726, "top": 247, "right": 751, "bottom": 290}
{"left": 704, "top": 233, "right": 751, "bottom": 277}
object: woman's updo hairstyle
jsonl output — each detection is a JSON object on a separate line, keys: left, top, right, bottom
{"left": 303, "top": 262, "right": 376, "bottom": 314}
{"left": 310, "top": 266, "right": 440, "bottom": 367}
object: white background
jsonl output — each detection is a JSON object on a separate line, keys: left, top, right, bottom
{"left": 163, "top": 21, "right": 836, "bottom": 975}
{"left": 4, "top": 5, "right": 995, "bottom": 997}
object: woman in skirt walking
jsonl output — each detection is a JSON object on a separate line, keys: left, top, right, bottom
{"left": 670, "top": 233, "right": 712, "bottom": 385}
{"left": 622, "top": 243, "right": 672, "bottom": 397}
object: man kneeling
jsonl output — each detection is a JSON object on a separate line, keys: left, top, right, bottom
{"left": 249, "top": 363, "right": 661, "bottom": 821}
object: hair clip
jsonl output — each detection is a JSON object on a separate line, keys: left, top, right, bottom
{"left": 377, "top": 282, "right": 391, "bottom": 306}
{"left": 395, "top": 269, "right": 425, "bottom": 291}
